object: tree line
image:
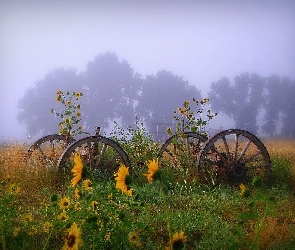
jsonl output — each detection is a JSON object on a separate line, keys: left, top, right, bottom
{"left": 18, "top": 52, "right": 295, "bottom": 138}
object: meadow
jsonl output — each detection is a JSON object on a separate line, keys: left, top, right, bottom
{"left": 0, "top": 136, "right": 295, "bottom": 250}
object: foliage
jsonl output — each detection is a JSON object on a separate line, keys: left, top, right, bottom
{"left": 0, "top": 139, "right": 295, "bottom": 249}
{"left": 208, "top": 73, "right": 264, "bottom": 134}
{"left": 168, "top": 98, "right": 217, "bottom": 135}
{"left": 52, "top": 90, "right": 88, "bottom": 137}
{"left": 135, "top": 70, "right": 202, "bottom": 136}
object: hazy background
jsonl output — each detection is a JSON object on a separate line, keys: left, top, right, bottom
{"left": 1, "top": 0, "right": 295, "bottom": 141}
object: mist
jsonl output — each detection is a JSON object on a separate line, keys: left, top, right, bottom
{"left": 1, "top": 0, "right": 295, "bottom": 141}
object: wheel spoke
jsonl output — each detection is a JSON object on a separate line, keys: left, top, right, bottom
{"left": 243, "top": 150, "right": 262, "bottom": 164}
{"left": 237, "top": 139, "right": 251, "bottom": 162}
{"left": 234, "top": 134, "right": 239, "bottom": 162}
{"left": 222, "top": 136, "right": 231, "bottom": 160}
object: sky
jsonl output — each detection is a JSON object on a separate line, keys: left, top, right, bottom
{"left": 1, "top": 0, "right": 295, "bottom": 141}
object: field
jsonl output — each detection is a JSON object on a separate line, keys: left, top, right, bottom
{"left": 0, "top": 138, "right": 295, "bottom": 250}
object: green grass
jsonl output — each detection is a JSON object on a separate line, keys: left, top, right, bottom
{"left": 0, "top": 141, "right": 295, "bottom": 250}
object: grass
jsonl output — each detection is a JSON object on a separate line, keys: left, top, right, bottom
{"left": 0, "top": 138, "right": 295, "bottom": 249}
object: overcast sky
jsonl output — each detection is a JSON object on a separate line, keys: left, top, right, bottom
{"left": 1, "top": 0, "right": 295, "bottom": 140}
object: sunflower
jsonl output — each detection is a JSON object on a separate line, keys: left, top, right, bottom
{"left": 143, "top": 159, "right": 160, "bottom": 183}
{"left": 57, "top": 211, "right": 69, "bottom": 222}
{"left": 166, "top": 230, "right": 187, "bottom": 250}
{"left": 62, "top": 222, "right": 83, "bottom": 250}
{"left": 74, "top": 202, "right": 81, "bottom": 211}
{"left": 23, "top": 214, "right": 33, "bottom": 225}
{"left": 239, "top": 183, "right": 250, "bottom": 197}
{"left": 74, "top": 187, "right": 81, "bottom": 199}
{"left": 59, "top": 196, "right": 71, "bottom": 210}
{"left": 129, "top": 232, "right": 142, "bottom": 247}
{"left": 114, "top": 165, "right": 133, "bottom": 196}
{"left": 83, "top": 179, "right": 93, "bottom": 191}
{"left": 43, "top": 222, "right": 53, "bottom": 233}
{"left": 71, "top": 154, "right": 84, "bottom": 187}
{"left": 13, "top": 227, "right": 21, "bottom": 237}
{"left": 8, "top": 183, "right": 20, "bottom": 195}
{"left": 76, "top": 112, "right": 81, "bottom": 117}
{"left": 56, "top": 95, "right": 62, "bottom": 102}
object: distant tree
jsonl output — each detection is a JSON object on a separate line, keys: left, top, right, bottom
{"left": 261, "top": 74, "right": 283, "bottom": 136}
{"left": 18, "top": 68, "right": 83, "bottom": 136}
{"left": 263, "top": 75, "right": 295, "bottom": 137}
{"left": 208, "top": 73, "right": 265, "bottom": 134}
{"left": 81, "top": 52, "right": 143, "bottom": 132}
{"left": 136, "top": 70, "right": 202, "bottom": 134}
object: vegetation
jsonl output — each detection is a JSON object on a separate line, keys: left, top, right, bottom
{"left": 0, "top": 137, "right": 295, "bottom": 249}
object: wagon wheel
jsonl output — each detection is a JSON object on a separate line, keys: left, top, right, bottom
{"left": 57, "top": 136, "right": 131, "bottom": 180}
{"left": 26, "top": 134, "right": 75, "bottom": 167}
{"left": 197, "top": 129, "right": 271, "bottom": 186}
{"left": 159, "top": 132, "right": 207, "bottom": 180}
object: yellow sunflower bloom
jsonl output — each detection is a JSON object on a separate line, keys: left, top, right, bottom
{"left": 62, "top": 222, "right": 83, "bottom": 250}
{"left": 59, "top": 196, "right": 71, "bottom": 210}
{"left": 166, "top": 230, "right": 187, "bottom": 250}
{"left": 143, "top": 159, "right": 160, "bottom": 183}
{"left": 129, "top": 232, "right": 142, "bottom": 247}
{"left": 56, "top": 95, "right": 62, "bottom": 102}
{"left": 74, "top": 187, "right": 81, "bottom": 199}
{"left": 43, "top": 222, "right": 53, "bottom": 233}
{"left": 239, "top": 183, "right": 250, "bottom": 197}
{"left": 114, "top": 165, "right": 133, "bottom": 196}
{"left": 76, "top": 112, "right": 81, "bottom": 117}
{"left": 83, "top": 179, "right": 92, "bottom": 191}
{"left": 13, "top": 227, "right": 21, "bottom": 237}
{"left": 8, "top": 183, "right": 20, "bottom": 195}
{"left": 57, "top": 211, "right": 69, "bottom": 222}
{"left": 71, "top": 153, "right": 83, "bottom": 187}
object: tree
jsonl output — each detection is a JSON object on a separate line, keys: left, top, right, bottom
{"left": 208, "top": 73, "right": 265, "bottom": 134}
{"left": 263, "top": 75, "right": 295, "bottom": 137}
{"left": 18, "top": 68, "right": 83, "bottom": 137}
{"left": 136, "top": 70, "right": 202, "bottom": 135}
{"left": 81, "top": 52, "right": 143, "bottom": 132}
{"left": 261, "top": 74, "right": 283, "bottom": 136}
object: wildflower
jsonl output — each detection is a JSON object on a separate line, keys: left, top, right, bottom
{"left": 78, "top": 126, "right": 82, "bottom": 130}
{"left": 105, "top": 232, "right": 111, "bottom": 241}
{"left": 83, "top": 179, "right": 93, "bottom": 191}
{"left": 166, "top": 230, "right": 187, "bottom": 250}
{"left": 43, "top": 222, "right": 53, "bottom": 233}
{"left": 66, "top": 100, "right": 71, "bottom": 106}
{"left": 13, "top": 227, "right": 21, "bottom": 237}
{"left": 62, "top": 222, "right": 83, "bottom": 250}
{"left": 74, "top": 202, "right": 82, "bottom": 211}
{"left": 114, "top": 165, "right": 133, "bottom": 196}
{"left": 28, "top": 226, "right": 38, "bottom": 236}
{"left": 71, "top": 153, "right": 84, "bottom": 187}
{"left": 57, "top": 90, "right": 62, "bottom": 95}
{"left": 166, "top": 126, "right": 172, "bottom": 135}
{"left": 91, "top": 201, "right": 98, "bottom": 211}
{"left": 143, "top": 159, "right": 160, "bottom": 183}
{"left": 75, "top": 187, "right": 81, "bottom": 199}
{"left": 183, "top": 100, "right": 190, "bottom": 108}
{"left": 57, "top": 211, "right": 69, "bottom": 222}
{"left": 23, "top": 214, "right": 33, "bottom": 225}
{"left": 76, "top": 104, "right": 81, "bottom": 109}
{"left": 56, "top": 95, "right": 62, "bottom": 102}
{"left": 59, "top": 196, "right": 71, "bottom": 210}
{"left": 239, "top": 183, "right": 250, "bottom": 198}
{"left": 129, "top": 232, "right": 142, "bottom": 247}
{"left": 8, "top": 183, "right": 20, "bottom": 195}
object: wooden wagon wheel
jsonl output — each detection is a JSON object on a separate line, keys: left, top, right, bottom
{"left": 57, "top": 136, "right": 131, "bottom": 180}
{"left": 26, "top": 134, "right": 75, "bottom": 166}
{"left": 197, "top": 129, "right": 271, "bottom": 185}
{"left": 159, "top": 132, "right": 207, "bottom": 179}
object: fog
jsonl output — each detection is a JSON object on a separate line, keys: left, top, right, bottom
{"left": 1, "top": 0, "right": 295, "bottom": 141}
